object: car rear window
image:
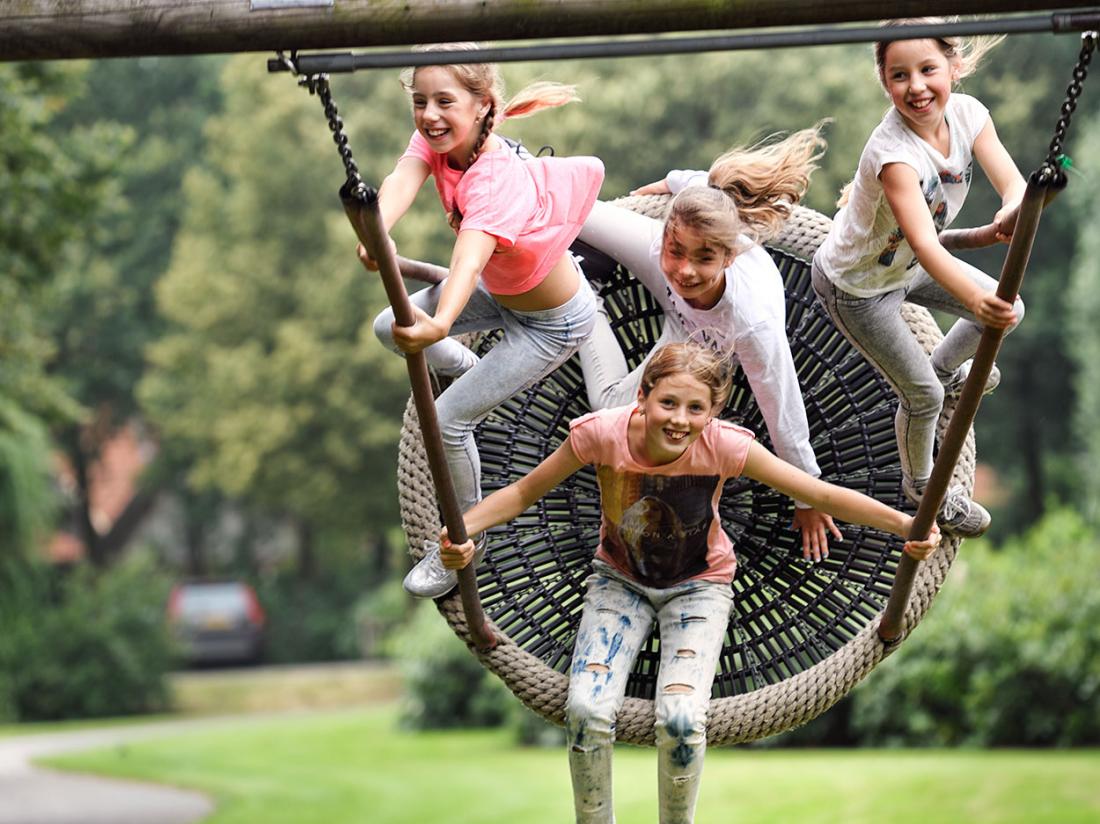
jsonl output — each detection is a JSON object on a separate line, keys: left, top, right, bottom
{"left": 178, "top": 584, "right": 248, "bottom": 614}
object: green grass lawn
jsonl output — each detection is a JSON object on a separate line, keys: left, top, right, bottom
{"left": 42, "top": 704, "right": 1100, "bottom": 824}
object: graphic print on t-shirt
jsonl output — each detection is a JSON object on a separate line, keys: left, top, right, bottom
{"left": 599, "top": 469, "right": 721, "bottom": 587}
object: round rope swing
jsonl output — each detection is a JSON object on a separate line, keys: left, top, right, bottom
{"left": 277, "top": 22, "right": 1096, "bottom": 746}
{"left": 396, "top": 199, "right": 969, "bottom": 745}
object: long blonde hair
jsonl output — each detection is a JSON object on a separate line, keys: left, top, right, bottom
{"left": 838, "top": 18, "right": 1004, "bottom": 207}
{"left": 666, "top": 122, "right": 827, "bottom": 253}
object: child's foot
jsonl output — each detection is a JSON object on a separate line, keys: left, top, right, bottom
{"left": 903, "top": 480, "right": 990, "bottom": 538}
{"left": 402, "top": 536, "right": 487, "bottom": 598}
{"left": 939, "top": 360, "right": 1001, "bottom": 399}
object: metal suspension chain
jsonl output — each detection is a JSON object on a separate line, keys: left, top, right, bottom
{"left": 277, "top": 50, "right": 364, "bottom": 191}
{"left": 1038, "top": 30, "right": 1097, "bottom": 184}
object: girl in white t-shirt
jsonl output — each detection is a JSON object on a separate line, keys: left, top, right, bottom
{"left": 812, "top": 19, "right": 1026, "bottom": 537}
{"left": 439, "top": 341, "right": 939, "bottom": 824}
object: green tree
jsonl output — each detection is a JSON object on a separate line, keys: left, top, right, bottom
{"left": 42, "top": 56, "right": 226, "bottom": 566}
{"left": 138, "top": 56, "right": 411, "bottom": 564}
{"left": 0, "top": 62, "right": 125, "bottom": 556}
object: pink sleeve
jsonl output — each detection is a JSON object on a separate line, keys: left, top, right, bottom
{"left": 718, "top": 422, "right": 755, "bottom": 477}
{"left": 454, "top": 153, "right": 530, "bottom": 248}
{"left": 567, "top": 412, "right": 603, "bottom": 466}
{"left": 401, "top": 131, "right": 435, "bottom": 166}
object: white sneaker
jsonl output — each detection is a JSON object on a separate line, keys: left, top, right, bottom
{"left": 902, "top": 480, "right": 991, "bottom": 539}
{"left": 402, "top": 536, "right": 487, "bottom": 599}
{"left": 940, "top": 360, "right": 1001, "bottom": 399}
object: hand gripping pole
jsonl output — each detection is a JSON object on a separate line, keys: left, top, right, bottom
{"left": 340, "top": 180, "right": 498, "bottom": 652}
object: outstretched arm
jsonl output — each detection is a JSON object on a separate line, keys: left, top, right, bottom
{"left": 358, "top": 156, "right": 430, "bottom": 270}
{"left": 741, "top": 441, "right": 939, "bottom": 558}
{"left": 578, "top": 201, "right": 669, "bottom": 301}
{"left": 972, "top": 119, "right": 1026, "bottom": 241}
{"left": 390, "top": 229, "right": 497, "bottom": 354}
{"left": 440, "top": 440, "right": 586, "bottom": 568}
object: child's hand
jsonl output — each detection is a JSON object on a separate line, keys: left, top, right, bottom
{"left": 992, "top": 201, "right": 1021, "bottom": 243}
{"left": 970, "top": 291, "right": 1018, "bottom": 330}
{"left": 356, "top": 237, "right": 397, "bottom": 272}
{"left": 792, "top": 507, "right": 843, "bottom": 563}
{"left": 629, "top": 180, "right": 671, "bottom": 197}
{"left": 392, "top": 305, "right": 449, "bottom": 354}
{"left": 902, "top": 523, "right": 941, "bottom": 561}
{"left": 439, "top": 528, "right": 476, "bottom": 570}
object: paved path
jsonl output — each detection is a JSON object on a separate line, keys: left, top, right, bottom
{"left": 0, "top": 720, "right": 221, "bottom": 824}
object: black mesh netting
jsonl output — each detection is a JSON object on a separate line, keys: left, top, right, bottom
{"left": 466, "top": 242, "right": 910, "bottom": 701}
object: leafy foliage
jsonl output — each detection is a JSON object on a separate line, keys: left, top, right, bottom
{"left": 0, "top": 554, "right": 174, "bottom": 722}
{"left": 849, "top": 508, "right": 1100, "bottom": 746}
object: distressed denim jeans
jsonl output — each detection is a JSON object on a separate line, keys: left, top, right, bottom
{"left": 811, "top": 256, "right": 1023, "bottom": 485}
{"left": 566, "top": 562, "right": 734, "bottom": 824}
{"left": 374, "top": 275, "right": 596, "bottom": 512}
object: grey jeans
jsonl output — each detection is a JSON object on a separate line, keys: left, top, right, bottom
{"left": 566, "top": 561, "right": 733, "bottom": 824}
{"left": 373, "top": 275, "right": 597, "bottom": 512}
{"left": 811, "top": 255, "right": 1023, "bottom": 485}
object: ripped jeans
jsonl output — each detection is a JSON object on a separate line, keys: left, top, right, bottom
{"left": 566, "top": 561, "right": 733, "bottom": 824}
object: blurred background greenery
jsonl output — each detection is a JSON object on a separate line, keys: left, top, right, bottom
{"left": 1, "top": 31, "right": 1098, "bottom": 760}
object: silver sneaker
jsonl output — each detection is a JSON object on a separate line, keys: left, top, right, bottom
{"left": 940, "top": 360, "right": 1001, "bottom": 399}
{"left": 402, "top": 536, "right": 487, "bottom": 599}
{"left": 938, "top": 485, "right": 991, "bottom": 537}
{"left": 903, "top": 480, "right": 990, "bottom": 538}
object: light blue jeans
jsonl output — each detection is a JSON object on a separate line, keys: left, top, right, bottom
{"left": 373, "top": 275, "right": 597, "bottom": 512}
{"left": 811, "top": 256, "right": 1023, "bottom": 486}
{"left": 566, "top": 562, "right": 733, "bottom": 824}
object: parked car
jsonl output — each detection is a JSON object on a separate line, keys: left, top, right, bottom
{"left": 167, "top": 581, "right": 266, "bottom": 665}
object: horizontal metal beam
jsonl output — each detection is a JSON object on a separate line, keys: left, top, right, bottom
{"left": 3, "top": 1, "right": 1099, "bottom": 62}
{"left": 269, "top": 11, "right": 1100, "bottom": 74}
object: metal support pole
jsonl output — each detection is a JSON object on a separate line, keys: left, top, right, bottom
{"left": 340, "top": 181, "right": 497, "bottom": 652}
{"left": 878, "top": 177, "right": 1051, "bottom": 646}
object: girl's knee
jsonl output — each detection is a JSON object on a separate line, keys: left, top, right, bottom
{"left": 655, "top": 696, "right": 707, "bottom": 764}
{"left": 901, "top": 376, "right": 944, "bottom": 417}
{"left": 1009, "top": 295, "right": 1025, "bottom": 331}
{"left": 372, "top": 307, "right": 397, "bottom": 347}
{"left": 566, "top": 696, "right": 615, "bottom": 747}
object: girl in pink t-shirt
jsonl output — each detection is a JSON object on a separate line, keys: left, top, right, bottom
{"left": 359, "top": 44, "right": 604, "bottom": 598}
{"left": 439, "top": 341, "right": 939, "bottom": 824}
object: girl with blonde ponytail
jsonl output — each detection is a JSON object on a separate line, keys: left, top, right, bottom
{"left": 575, "top": 124, "right": 843, "bottom": 561}
{"left": 362, "top": 43, "right": 605, "bottom": 599}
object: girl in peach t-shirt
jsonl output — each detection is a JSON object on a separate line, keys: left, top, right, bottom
{"left": 359, "top": 44, "right": 604, "bottom": 597}
{"left": 439, "top": 342, "right": 939, "bottom": 823}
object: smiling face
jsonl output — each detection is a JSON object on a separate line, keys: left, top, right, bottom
{"left": 410, "top": 65, "right": 490, "bottom": 168}
{"left": 659, "top": 220, "right": 735, "bottom": 310}
{"left": 880, "top": 38, "right": 959, "bottom": 137}
{"left": 635, "top": 373, "right": 715, "bottom": 465}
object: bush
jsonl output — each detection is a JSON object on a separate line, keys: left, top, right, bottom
{"left": 253, "top": 566, "right": 369, "bottom": 664}
{"left": 392, "top": 599, "right": 513, "bottom": 729}
{"left": 353, "top": 579, "right": 410, "bottom": 659}
{"left": 0, "top": 553, "right": 174, "bottom": 721}
{"left": 849, "top": 508, "right": 1100, "bottom": 746}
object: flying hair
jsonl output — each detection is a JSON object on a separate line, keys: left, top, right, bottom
{"left": 667, "top": 123, "right": 828, "bottom": 250}
{"left": 639, "top": 342, "right": 734, "bottom": 410}
{"left": 873, "top": 17, "right": 1005, "bottom": 88}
